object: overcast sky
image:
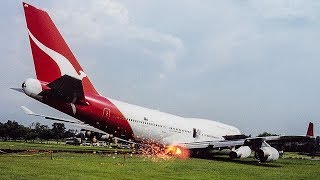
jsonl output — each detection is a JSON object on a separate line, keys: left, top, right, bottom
{"left": 1, "top": 0, "right": 320, "bottom": 136}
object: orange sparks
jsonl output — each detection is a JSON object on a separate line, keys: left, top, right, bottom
{"left": 164, "top": 145, "right": 190, "bottom": 160}
{"left": 138, "top": 140, "right": 168, "bottom": 160}
{"left": 138, "top": 140, "right": 190, "bottom": 160}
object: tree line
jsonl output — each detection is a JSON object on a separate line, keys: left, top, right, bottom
{"left": 0, "top": 120, "right": 76, "bottom": 142}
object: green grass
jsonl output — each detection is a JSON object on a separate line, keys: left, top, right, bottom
{"left": 0, "top": 153, "right": 319, "bottom": 179}
{"left": 0, "top": 141, "right": 130, "bottom": 153}
{"left": 0, "top": 141, "right": 320, "bottom": 179}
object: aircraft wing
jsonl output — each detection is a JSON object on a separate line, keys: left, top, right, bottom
{"left": 21, "top": 106, "right": 131, "bottom": 143}
{"left": 168, "top": 137, "right": 282, "bottom": 162}
{"left": 179, "top": 136, "right": 280, "bottom": 149}
{"left": 181, "top": 140, "right": 245, "bottom": 149}
{"left": 180, "top": 123, "right": 313, "bottom": 150}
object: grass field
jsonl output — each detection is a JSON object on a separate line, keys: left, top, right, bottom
{"left": 0, "top": 141, "right": 130, "bottom": 153}
{"left": 0, "top": 141, "right": 320, "bottom": 179}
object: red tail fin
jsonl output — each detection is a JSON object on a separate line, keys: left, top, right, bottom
{"left": 23, "top": 2, "right": 98, "bottom": 94}
{"left": 306, "top": 122, "right": 314, "bottom": 137}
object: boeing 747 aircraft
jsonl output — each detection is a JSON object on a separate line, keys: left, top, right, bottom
{"left": 17, "top": 2, "right": 280, "bottom": 162}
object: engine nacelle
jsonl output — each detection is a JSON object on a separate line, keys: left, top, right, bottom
{"left": 255, "top": 147, "right": 279, "bottom": 162}
{"left": 22, "top": 78, "right": 47, "bottom": 99}
{"left": 229, "top": 146, "right": 251, "bottom": 159}
{"left": 101, "top": 134, "right": 110, "bottom": 140}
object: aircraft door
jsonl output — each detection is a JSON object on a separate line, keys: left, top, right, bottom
{"left": 102, "top": 108, "right": 110, "bottom": 120}
{"left": 193, "top": 128, "right": 201, "bottom": 138}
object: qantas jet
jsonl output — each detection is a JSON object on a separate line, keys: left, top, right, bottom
{"left": 17, "top": 2, "right": 280, "bottom": 162}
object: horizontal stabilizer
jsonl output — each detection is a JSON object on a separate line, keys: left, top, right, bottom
{"left": 10, "top": 88, "right": 24, "bottom": 93}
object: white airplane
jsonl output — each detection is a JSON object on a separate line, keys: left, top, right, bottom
{"left": 18, "top": 2, "right": 280, "bottom": 162}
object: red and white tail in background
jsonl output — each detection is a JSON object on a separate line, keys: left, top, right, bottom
{"left": 306, "top": 122, "right": 314, "bottom": 137}
{"left": 23, "top": 2, "right": 98, "bottom": 95}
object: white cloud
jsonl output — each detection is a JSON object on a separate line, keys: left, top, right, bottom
{"left": 94, "top": 0, "right": 129, "bottom": 25}
{"left": 49, "top": 0, "right": 184, "bottom": 79}
{"left": 176, "top": 0, "right": 320, "bottom": 77}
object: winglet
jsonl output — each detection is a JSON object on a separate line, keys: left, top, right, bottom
{"left": 21, "top": 106, "right": 35, "bottom": 115}
{"left": 306, "top": 122, "right": 314, "bottom": 137}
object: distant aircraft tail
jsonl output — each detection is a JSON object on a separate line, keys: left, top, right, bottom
{"left": 23, "top": 2, "right": 98, "bottom": 95}
{"left": 306, "top": 122, "right": 314, "bottom": 137}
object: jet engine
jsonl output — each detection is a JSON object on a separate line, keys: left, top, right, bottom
{"left": 22, "top": 78, "right": 47, "bottom": 99}
{"left": 229, "top": 146, "right": 251, "bottom": 159}
{"left": 255, "top": 147, "right": 279, "bottom": 162}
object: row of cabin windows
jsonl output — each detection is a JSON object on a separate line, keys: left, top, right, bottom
{"left": 111, "top": 115, "right": 125, "bottom": 120}
{"left": 126, "top": 118, "right": 217, "bottom": 138}
{"left": 168, "top": 127, "right": 191, "bottom": 133}
{"left": 110, "top": 116, "right": 217, "bottom": 138}
{"left": 127, "top": 118, "right": 165, "bottom": 128}
{"left": 127, "top": 118, "right": 195, "bottom": 134}
{"left": 202, "top": 134, "right": 215, "bottom": 138}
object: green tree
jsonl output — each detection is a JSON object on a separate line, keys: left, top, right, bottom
{"left": 17, "top": 125, "right": 30, "bottom": 142}
{"left": 26, "top": 129, "right": 38, "bottom": 143}
{"left": 38, "top": 124, "right": 52, "bottom": 143}
{"left": 0, "top": 120, "right": 31, "bottom": 141}
{"left": 64, "top": 129, "right": 76, "bottom": 138}
{"left": 5, "top": 121, "right": 21, "bottom": 140}
{"left": 52, "top": 123, "right": 66, "bottom": 143}
{"left": 20, "top": 126, "right": 31, "bottom": 142}
{"left": 0, "top": 122, "right": 6, "bottom": 140}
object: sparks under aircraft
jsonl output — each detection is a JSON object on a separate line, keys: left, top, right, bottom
{"left": 17, "top": 2, "right": 281, "bottom": 162}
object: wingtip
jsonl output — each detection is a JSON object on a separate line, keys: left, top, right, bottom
{"left": 23, "top": 2, "right": 29, "bottom": 7}
{"left": 10, "top": 88, "right": 24, "bottom": 93}
{"left": 21, "top": 106, "right": 34, "bottom": 115}
{"left": 307, "top": 122, "right": 314, "bottom": 137}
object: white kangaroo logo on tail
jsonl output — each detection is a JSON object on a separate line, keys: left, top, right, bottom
{"left": 28, "top": 29, "right": 87, "bottom": 80}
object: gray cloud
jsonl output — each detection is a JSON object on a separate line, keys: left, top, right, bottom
{"left": 1, "top": 1, "right": 320, "bottom": 136}
{"left": 49, "top": 0, "right": 184, "bottom": 79}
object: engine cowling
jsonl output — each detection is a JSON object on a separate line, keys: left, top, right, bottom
{"left": 255, "top": 147, "right": 279, "bottom": 162}
{"left": 229, "top": 146, "right": 251, "bottom": 159}
{"left": 22, "top": 78, "right": 47, "bottom": 99}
